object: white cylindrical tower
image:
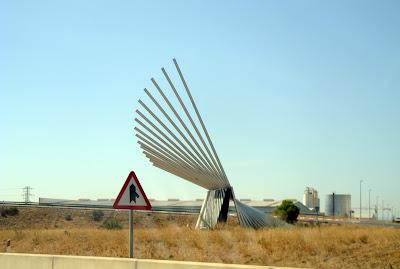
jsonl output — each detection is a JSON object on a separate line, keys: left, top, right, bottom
{"left": 325, "top": 193, "right": 351, "bottom": 217}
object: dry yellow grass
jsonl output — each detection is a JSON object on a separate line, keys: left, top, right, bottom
{"left": 1, "top": 207, "right": 400, "bottom": 268}
{"left": 2, "top": 225, "right": 400, "bottom": 268}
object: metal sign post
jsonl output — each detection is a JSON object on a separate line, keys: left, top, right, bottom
{"left": 129, "top": 209, "right": 134, "bottom": 258}
{"left": 113, "top": 171, "right": 151, "bottom": 258}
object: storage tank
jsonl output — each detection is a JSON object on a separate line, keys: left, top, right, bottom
{"left": 325, "top": 193, "right": 351, "bottom": 217}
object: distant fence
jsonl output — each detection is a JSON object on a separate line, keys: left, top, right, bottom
{"left": 0, "top": 201, "right": 318, "bottom": 216}
{"left": 0, "top": 253, "right": 301, "bottom": 269}
{"left": 0, "top": 201, "right": 200, "bottom": 214}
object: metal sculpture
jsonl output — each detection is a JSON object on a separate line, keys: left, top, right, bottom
{"left": 134, "top": 59, "right": 281, "bottom": 229}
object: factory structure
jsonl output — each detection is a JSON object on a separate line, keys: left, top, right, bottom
{"left": 302, "top": 187, "right": 353, "bottom": 217}
{"left": 303, "top": 187, "right": 320, "bottom": 212}
{"left": 26, "top": 187, "right": 355, "bottom": 218}
{"left": 325, "top": 193, "right": 352, "bottom": 217}
{"left": 35, "top": 189, "right": 353, "bottom": 218}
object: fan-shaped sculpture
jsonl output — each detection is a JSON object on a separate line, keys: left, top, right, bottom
{"left": 134, "top": 59, "right": 277, "bottom": 229}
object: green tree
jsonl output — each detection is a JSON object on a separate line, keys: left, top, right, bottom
{"left": 274, "top": 200, "right": 300, "bottom": 224}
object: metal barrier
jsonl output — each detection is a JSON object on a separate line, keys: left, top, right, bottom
{"left": 0, "top": 253, "right": 302, "bottom": 269}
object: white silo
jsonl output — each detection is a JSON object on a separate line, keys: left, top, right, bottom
{"left": 325, "top": 193, "right": 351, "bottom": 217}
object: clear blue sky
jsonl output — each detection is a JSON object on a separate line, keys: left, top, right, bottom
{"left": 1, "top": 1, "right": 399, "bottom": 213}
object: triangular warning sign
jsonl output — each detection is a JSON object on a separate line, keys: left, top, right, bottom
{"left": 113, "top": 171, "right": 151, "bottom": 210}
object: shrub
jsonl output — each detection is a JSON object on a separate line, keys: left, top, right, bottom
{"left": 1, "top": 209, "right": 7, "bottom": 217}
{"left": 92, "top": 210, "right": 104, "bottom": 222}
{"left": 273, "top": 200, "right": 300, "bottom": 224}
{"left": 0, "top": 207, "right": 19, "bottom": 217}
{"left": 6, "top": 207, "right": 19, "bottom": 216}
{"left": 65, "top": 214, "right": 73, "bottom": 221}
{"left": 101, "top": 218, "right": 122, "bottom": 230}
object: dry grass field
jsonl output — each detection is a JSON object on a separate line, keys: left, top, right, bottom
{"left": 1, "top": 207, "right": 400, "bottom": 269}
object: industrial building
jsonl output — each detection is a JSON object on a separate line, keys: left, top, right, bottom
{"left": 303, "top": 187, "right": 320, "bottom": 211}
{"left": 38, "top": 197, "right": 316, "bottom": 215}
{"left": 325, "top": 193, "right": 352, "bottom": 217}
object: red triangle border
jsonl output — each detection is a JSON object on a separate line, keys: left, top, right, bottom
{"left": 113, "top": 171, "right": 152, "bottom": 210}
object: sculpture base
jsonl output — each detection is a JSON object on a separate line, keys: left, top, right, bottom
{"left": 195, "top": 187, "right": 282, "bottom": 229}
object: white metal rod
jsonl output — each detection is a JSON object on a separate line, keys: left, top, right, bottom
{"left": 142, "top": 88, "right": 217, "bottom": 178}
{"left": 152, "top": 162, "right": 213, "bottom": 190}
{"left": 139, "top": 141, "right": 210, "bottom": 182}
{"left": 135, "top": 110, "right": 200, "bottom": 172}
{"left": 135, "top": 128, "right": 196, "bottom": 171}
{"left": 138, "top": 139, "right": 190, "bottom": 173}
{"left": 138, "top": 140, "right": 206, "bottom": 181}
{"left": 144, "top": 151, "right": 214, "bottom": 189}
{"left": 135, "top": 115, "right": 217, "bottom": 184}
{"left": 162, "top": 67, "right": 227, "bottom": 185}
{"left": 173, "top": 58, "right": 228, "bottom": 182}
{"left": 138, "top": 99, "right": 212, "bottom": 176}
{"left": 134, "top": 118, "right": 203, "bottom": 174}
{"left": 151, "top": 78, "right": 225, "bottom": 185}
{"left": 150, "top": 159, "right": 211, "bottom": 188}
{"left": 140, "top": 144, "right": 188, "bottom": 173}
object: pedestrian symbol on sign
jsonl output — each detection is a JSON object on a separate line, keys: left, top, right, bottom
{"left": 130, "top": 184, "right": 140, "bottom": 203}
